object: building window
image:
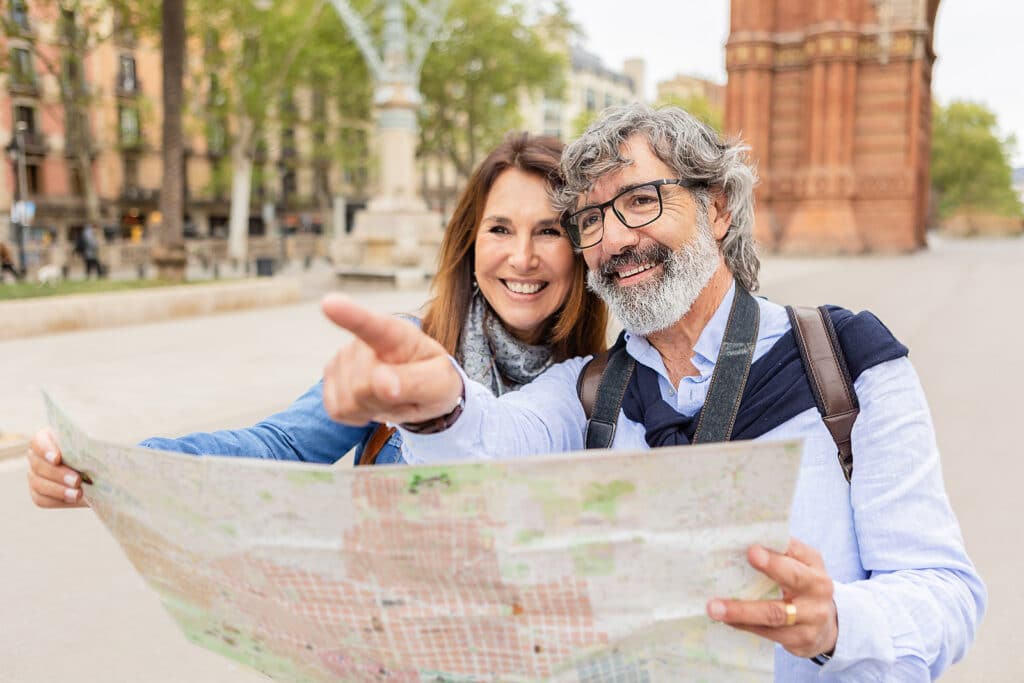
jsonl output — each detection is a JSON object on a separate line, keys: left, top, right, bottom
{"left": 207, "top": 120, "right": 226, "bottom": 156}
{"left": 118, "top": 54, "right": 137, "bottom": 93}
{"left": 69, "top": 166, "right": 85, "bottom": 196}
{"left": 14, "top": 104, "right": 37, "bottom": 134}
{"left": 25, "top": 162, "right": 42, "bottom": 195}
{"left": 62, "top": 55, "right": 80, "bottom": 86}
{"left": 585, "top": 88, "right": 597, "bottom": 111}
{"left": 119, "top": 106, "right": 140, "bottom": 146}
{"left": 281, "top": 170, "right": 297, "bottom": 201}
{"left": 605, "top": 94, "right": 614, "bottom": 109}
{"left": 60, "top": 8, "right": 76, "bottom": 43}
{"left": 10, "top": 0, "right": 30, "bottom": 30}
{"left": 123, "top": 157, "right": 139, "bottom": 190}
{"left": 10, "top": 47, "right": 35, "bottom": 86}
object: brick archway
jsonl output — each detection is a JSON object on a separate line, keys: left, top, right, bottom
{"left": 725, "top": 0, "right": 941, "bottom": 253}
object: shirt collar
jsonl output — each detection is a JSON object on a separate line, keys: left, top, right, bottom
{"left": 624, "top": 280, "right": 737, "bottom": 374}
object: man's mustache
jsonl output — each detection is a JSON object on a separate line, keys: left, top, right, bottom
{"left": 597, "top": 244, "right": 673, "bottom": 280}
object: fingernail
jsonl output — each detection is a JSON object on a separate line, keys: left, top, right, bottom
{"left": 64, "top": 473, "right": 79, "bottom": 487}
{"left": 708, "top": 600, "right": 726, "bottom": 620}
{"left": 64, "top": 488, "right": 79, "bottom": 502}
{"left": 751, "top": 545, "right": 769, "bottom": 567}
{"left": 44, "top": 450, "right": 57, "bottom": 464}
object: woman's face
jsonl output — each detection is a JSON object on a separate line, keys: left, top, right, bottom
{"left": 473, "top": 168, "right": 576, "bottom": 344}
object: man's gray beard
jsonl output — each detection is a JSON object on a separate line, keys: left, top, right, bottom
{"left": 586, "top": 213, "right": 720, "bottom": 337}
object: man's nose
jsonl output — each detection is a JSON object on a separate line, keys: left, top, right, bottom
{"left": 599, "top": 210, "right": 639, "bottom": 256}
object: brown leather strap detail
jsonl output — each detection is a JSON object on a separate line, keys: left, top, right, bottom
{"left": 358, "top": 424, "right": 396, "bottom": 466}
{"left": 788, "top": 305, "right": 859, "bottom": 482}
{"left": 577, "top": 350, "right": 613, "bottom": 419}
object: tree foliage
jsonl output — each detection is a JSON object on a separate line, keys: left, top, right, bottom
{"left": 418, "top": 0, "right": 566, "bottom": 179}
{"left": 654, "top": 93, "right": 724, "bottom": 133}
{"left": 192, "top": 0, "right": 373, "bottom": 191}
{"left": 932, "top": 100, "right": 1022, "bottom": 218}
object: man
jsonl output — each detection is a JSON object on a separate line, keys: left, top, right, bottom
{"left": 320, "top": 105, "right": 985, "bottom": 680}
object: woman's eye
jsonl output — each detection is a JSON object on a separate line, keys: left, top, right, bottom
{"left": 487, "top": 225, "right": 510, "bottom": 234}
{"left": 539, "top": 227, "right": 563, "bottom": 237}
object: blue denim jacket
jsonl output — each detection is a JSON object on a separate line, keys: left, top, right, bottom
{"left": 140, "top": 380, "right": 404, "bottom": 465}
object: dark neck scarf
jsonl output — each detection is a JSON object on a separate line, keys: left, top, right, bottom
{"left": 620, "top": 304, "right": 909, "bottom": 447}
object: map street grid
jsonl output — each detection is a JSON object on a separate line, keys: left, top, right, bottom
{"left": 46, "top": 392, "right": 803, "bottom": 682}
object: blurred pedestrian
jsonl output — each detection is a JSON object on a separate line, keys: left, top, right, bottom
{"left": 0, "top": 240, "right": 21, "bottom": 282}
{"left": 80, "top": 225, "right": 102, "bottom": 279}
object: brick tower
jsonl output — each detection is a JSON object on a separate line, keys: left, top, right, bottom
{"left": 726, "top": 0, "right": 941, "bottom": 253}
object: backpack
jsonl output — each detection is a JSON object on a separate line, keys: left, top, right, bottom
{"left": 577, "top": 305, "right": 859, "bottom": 483}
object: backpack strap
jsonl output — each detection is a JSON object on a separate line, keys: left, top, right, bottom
{"left": 786, "top": 305, "right": 860, "bottom": 483}
{"left": 577, "top": 343, "right": 635, "bottom": 450}
{"left": 357, "top": 424, "right": 396, "bottom": 466}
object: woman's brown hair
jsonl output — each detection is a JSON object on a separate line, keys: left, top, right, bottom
{"left": 421, "top": 132, "right": 607, "bottom": 362}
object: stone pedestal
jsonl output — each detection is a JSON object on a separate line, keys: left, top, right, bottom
{"left": 333, "top": 103, "right": 442, "bottom": 287}
{"left": 151, "top": 243, "right": 188, "bottom": 282}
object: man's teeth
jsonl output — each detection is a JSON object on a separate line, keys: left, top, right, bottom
{"left": 618, "top": 263, "right": 655, "bottom": 278}
{"left": 505, "top": 281, "right": 544, "bottom": 294}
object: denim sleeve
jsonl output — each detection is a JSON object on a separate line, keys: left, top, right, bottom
{"left": 139, "top": 380, "right": 372, "bottom": 464}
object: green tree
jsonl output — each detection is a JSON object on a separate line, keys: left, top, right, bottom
{"left": 655, "top": 93, "right": 723, "bottom": 132}
{"left": 194, "top": 0, "right": 371, "bottom": 261}
{"left": 932, "top": 100, "right": 1022, "bottom": 218}
{"left": 571, "top": 108, "right": 598, "bottom": 138}
{"left": 418, "top": 0, "right": 566, "bottom": 179}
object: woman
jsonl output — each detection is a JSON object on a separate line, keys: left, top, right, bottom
{"left": 27, "top": 132, "right": 608, "bottom": 508}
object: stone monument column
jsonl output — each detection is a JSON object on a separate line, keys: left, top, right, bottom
{"left": 784, "top": 1, "right": 863, "bottom": 253}
{"left": 726, "top": 0, "right": 778, "bottom": 248}
{"left": 725, "top": 0, "right": 941, "bottom": 254}
{"left": 328, "top": 0, "right": 449, "bottom": 286}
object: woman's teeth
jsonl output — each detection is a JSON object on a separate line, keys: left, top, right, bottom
{"left": 504, "top": 281, "right": 544, "bottom": 294}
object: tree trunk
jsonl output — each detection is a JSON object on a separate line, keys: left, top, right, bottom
{"left": 154, "top": 0, "right": 187, "bottom": 281}
{"left": 76, "top": 150, "right": 101, "bottom": 223}
{"left": 227, "top": 116, "right": 256, "bottom": 264}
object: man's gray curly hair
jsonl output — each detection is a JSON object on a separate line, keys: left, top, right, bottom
{"left": 558, "top": 104, "right": 761, "bottom": 291}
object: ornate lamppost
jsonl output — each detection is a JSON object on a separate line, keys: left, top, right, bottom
{"left": 328, "top": 0, "right": 450, "bottom": 283}
{"left": 4, "top": 121, "right": 30, "bottom": 277}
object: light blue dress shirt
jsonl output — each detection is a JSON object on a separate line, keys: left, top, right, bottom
{"left": 401, "top": 285, "right": 986, "bottom": 681}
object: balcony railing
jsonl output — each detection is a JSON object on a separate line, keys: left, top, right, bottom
{"left": 19, "top": 130, "right": 48, "bottom": 155}
{"left": 116, "top": 78, "right": 141, "bottom": 97}
{"left": 120, "top": 186, "right": 159, "bottom": 203}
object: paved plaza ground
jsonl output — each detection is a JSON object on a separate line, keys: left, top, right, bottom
{"left": 0, "top": 234, "right": 1020, "bottom": 681}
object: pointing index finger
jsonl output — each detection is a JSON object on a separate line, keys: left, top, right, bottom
{"left": 320, "top": 294, "right": 427, "bottom": 363}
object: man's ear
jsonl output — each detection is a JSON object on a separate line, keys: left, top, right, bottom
{"left": 708, "top": 190, "right": 732, "bottom": 241}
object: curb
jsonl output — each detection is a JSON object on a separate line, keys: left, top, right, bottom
{"left": 0, "top": 277, "right": 301, "bottom": 341}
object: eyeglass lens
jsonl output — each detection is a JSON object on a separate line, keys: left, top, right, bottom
{"left": 571, "top": 183, "right": 663, "bottom": 246}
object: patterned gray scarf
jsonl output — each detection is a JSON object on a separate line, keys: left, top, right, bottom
{"left": 458, "top": 292, "right": 554, "bottom": 396}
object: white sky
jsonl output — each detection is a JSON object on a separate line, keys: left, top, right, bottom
{"left": 565, "top": 0, "right": 1024, "bottom": 166}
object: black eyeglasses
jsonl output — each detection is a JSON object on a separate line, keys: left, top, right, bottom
{"left": 561, "top": 178, "right": 704, "bottom": 249}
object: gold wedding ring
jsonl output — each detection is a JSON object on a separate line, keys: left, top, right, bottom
{"left": 784, "top": 601, "right": 797, "bottom": 627}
